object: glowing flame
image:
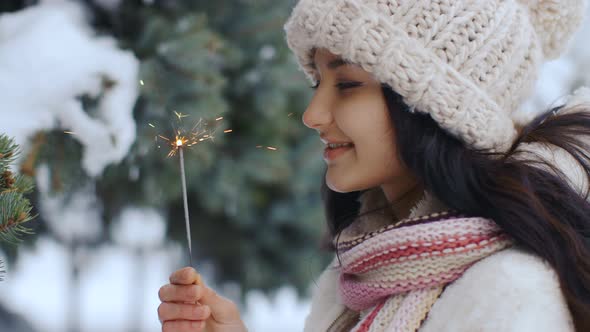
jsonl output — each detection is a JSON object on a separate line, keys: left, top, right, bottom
{"left": 150, "top": 113, "right": 231, "bottom": 158}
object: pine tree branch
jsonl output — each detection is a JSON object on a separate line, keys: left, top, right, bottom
{"left": 0, "top": 191, "right": 35, "bottom": 245}
{"left": 0, "top": 134, "right": 18, "bottom": 170}
{"left": 0, "top": 134, "right": 36, "bottom": 250}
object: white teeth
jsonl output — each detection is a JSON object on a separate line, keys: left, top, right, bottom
{"left": 328, "top": 143, "right": 353, "bottom": 149}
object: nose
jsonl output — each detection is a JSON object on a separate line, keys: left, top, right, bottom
{"left": 302, "top": 87, "right": 332, "bottom": 130}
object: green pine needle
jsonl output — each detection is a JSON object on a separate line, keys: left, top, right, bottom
{"left": 0, "top": 134, "right": 36, "bottom": 249}
{"left": 0, "top": 134, "right": 18, "bottom": 170}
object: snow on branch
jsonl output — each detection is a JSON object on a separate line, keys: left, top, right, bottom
{"left": 0, "top": 0, "right": 139, "bottom": 177}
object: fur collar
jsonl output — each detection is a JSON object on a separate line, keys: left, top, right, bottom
{"left": 338, "top": 186, "right": 448, "bottom": 239}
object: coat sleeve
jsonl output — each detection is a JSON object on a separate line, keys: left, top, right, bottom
{"left": 417, "top": 248, "right": 575, "bottom": 332}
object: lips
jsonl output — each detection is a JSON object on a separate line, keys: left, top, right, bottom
{"left": 324, "top": 144, "right": 354, "bottom": 161}
{"left": 320, "top": 134, "right": 354, "bottom": 146}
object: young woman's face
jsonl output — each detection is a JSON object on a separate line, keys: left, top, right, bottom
{"left": 302, "top": 48, "right": 416, "bottom": 199}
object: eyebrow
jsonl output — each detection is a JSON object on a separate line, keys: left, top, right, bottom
{"left": 310, "top": 58, "right": 354, "bottom": 70}
{"left": 328, "top": 59, "right": 353, "bottom": 69}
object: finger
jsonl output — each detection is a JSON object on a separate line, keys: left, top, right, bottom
{"left": 169, "top": 267, "right": 202, "bottom": 285}
{"left": 159, "top": 284, "right": 201, "bottom": 303}
{"left": 161, "top": 319, "right": 205, "bottom": 332}
{"left": 158, "top": 302, "right": 211, "bottom": 322}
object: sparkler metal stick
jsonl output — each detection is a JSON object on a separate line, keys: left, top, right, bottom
{"left": 151, "top": 112, "right": 225, "bottom": 268}
{"left": 178, "top": 145, "right": 193, "bottom": 267}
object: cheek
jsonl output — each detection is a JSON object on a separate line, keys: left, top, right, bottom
{"left": 327, "top": 89, "right": 407, "bottom": 189}
{"left": 362, "top": 132, "right": 402, "bottom": 174}
{"left": 354, "top": 110, "right": 404, "bottom": 173}
{"left": 341, "top": 102, "right": 395, "bottom": 158}
{"left": 338, "top": 118, "right": 403, "bottom": 184}
{"left": 325, "top": 136, "right": 402, "bottom": 193}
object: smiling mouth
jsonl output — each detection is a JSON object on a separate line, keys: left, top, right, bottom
{"left": 324, "top": 144, "right": 354, "bottom": 161}
{"left": 326, "top": 143, "right": 354, "bottom": 149}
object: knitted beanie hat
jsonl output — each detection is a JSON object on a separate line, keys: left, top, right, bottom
{"left": 284, "top": 0, "right": 588, "bottom": 152}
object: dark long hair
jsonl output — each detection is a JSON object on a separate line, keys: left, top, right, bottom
{"left": 320, "top": 85, "right": 590, "bottom": 331}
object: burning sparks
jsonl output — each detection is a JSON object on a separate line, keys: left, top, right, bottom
{"left": 149, "top": 110, "right": 278, "bottom": 154}
{"left": 174, "top": 111, "right": 189, "bottom": 120}
{"left": 255, "top": 145, "right": 278, "bottom": 151}
{"left": 156, "top": 133, "right": 192, "bottom": 157}
{"left": 148, "top": 111, "right": 227, "bottom": 157}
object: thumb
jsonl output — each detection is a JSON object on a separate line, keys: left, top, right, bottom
{"left": 197, "top": 281, "right": 241, "bottom": 324}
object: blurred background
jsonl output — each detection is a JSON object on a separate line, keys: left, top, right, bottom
{"left": 0, "top": 1, "right": 589, "bottom": 331}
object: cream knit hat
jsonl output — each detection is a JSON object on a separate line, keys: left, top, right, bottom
{"left": 284, "top": 0, "right": 588, "bottom": 152}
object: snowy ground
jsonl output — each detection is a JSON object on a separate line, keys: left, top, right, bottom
{"left": 0, "top": 236, "right": 310, "bottom": 332}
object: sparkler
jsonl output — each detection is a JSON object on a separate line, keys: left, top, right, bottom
{"left": 152, "top": 111, "right": 224, "bottom": 267}
{"left": 142, "top": 82, "right": 280, "bottom": 270}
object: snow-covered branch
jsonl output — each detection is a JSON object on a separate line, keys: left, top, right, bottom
{"left": 0, "top": 0, "right": 139, "bottom": 177}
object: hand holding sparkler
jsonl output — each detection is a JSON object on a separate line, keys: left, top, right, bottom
{"left": 150, "top": 99, "right": 280, "bottom": 332}
{"left": 155, "top": 113, "right": 247, "bottom": 331}
{"left": 158, "top": 267, "right": 248, "bottom": 332}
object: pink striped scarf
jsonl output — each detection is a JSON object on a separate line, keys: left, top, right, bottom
{"left": 332, "top": 210, "right": 513, "bottom": 332}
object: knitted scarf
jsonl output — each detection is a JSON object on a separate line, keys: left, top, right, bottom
{"left": 328, "top": 210, "right": 514, "bottom": 332}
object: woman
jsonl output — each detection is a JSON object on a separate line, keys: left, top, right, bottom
{"left": 157, "top": 0, "right": 590, "bottom": 331}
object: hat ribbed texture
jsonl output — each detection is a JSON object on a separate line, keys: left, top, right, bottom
{"left": 284, "top": 0, "right": 587, "bottom": 152}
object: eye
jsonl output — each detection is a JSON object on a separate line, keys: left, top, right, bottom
{"left": 311, "top": 81, "right": 363, "bottom": 90}
{"left": 310, "top": 81, "right": 363, "bottom": 90}
{"left": 335, "top": 81, "right": 363, "bottom": 90}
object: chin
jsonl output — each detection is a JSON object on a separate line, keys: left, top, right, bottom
{"left": 326, "top": 176, "right": 360, "bottom": 193}
{"left": 326, "top": 170, "right": 384, "bottom": 194}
